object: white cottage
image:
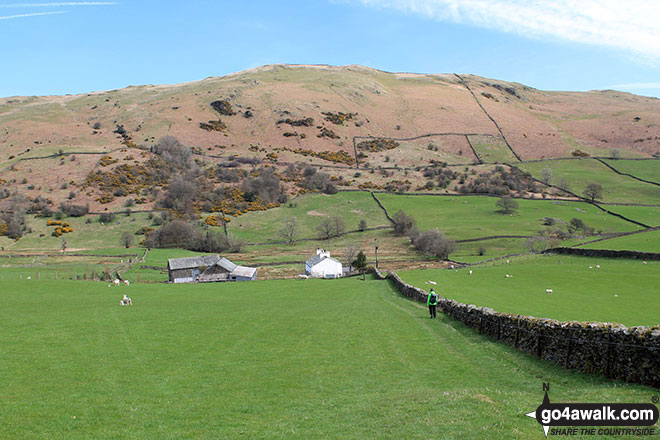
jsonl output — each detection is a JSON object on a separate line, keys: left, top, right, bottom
{"left": 305, "top": 249, "right": 343, "bottom": 279}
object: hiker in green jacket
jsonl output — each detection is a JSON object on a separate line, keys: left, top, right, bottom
{"left": 427, "top": 288, "right": 438, "bottom": 319}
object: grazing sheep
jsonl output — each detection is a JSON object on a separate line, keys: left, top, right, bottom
{"left": 123, "top": 280, "right": 130, "bottom": 287}
{"left": 113, "top": 279, "right": 120, "bottom": 286}
{"left": 506, "top": 260, "right": 510, "bottom": 264}
{"left": 469, "top": 270, "right": 473, "bottom": 275}
{"left": 643, "top": 261, "right": 647, "bottom": 265}
{"left": 546, "top": 289, "right": 553, "bottom": 294}
{"left": 596, "top": 265, "right": 600, "bottom": 269}
{"left": 428, "top": 281, "right": 437, "bottom": 285}
{"left": 505, "top": 274, "right": 510, "bottom": 278}
{"left": 589, "top": 266, "right": 593, "bottom": 269}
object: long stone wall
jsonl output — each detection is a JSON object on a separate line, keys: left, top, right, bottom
{"left": 543, "top": 247, "right": 660, "bottom": 261}
{"left": 375, "top": 270, "right": 660, "bottom": 389}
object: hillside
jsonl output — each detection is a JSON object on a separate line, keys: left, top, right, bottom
{"left": 0, "top": 65, "right": 659, "bottom": 207}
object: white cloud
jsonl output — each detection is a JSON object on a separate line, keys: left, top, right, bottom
{"left": 350, "top": 0, "right": 660, "bottom": 62}
{"left": 0, "top": 10, "right": 64, "bottom": 19}
{"left": 0, "top": 2, "right": 117, "bottom": 6}
{"left": 606, "top": 82, "right": 660, "bottom": 90}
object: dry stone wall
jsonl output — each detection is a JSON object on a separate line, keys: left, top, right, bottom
{"left": 375, "top": 270, "right": 660, "bottom": 389}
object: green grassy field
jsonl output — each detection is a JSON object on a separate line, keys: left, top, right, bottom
{"left": 468, "top": 135, "right": 518, "bottom": 163}
{"left": 377, "top": 194, "right": 642, "bottom": 240}
{"left": 400, "top": 255, "right": 660, "bottom": 327}
{"left": 0, "top": 212, "right": 155, "bottom": 252}
{"left": 599, "top": 204, "right": 660, "bottom": 228}
{"left": 578, "top": 229, "right": 660, "bottom": 252}
{"left": 601, "top": 159, "right": 660, "bottom": 184}
{"left": 227, "top": 191, "right": 390, "bottom": 243}
{"left": 0, "top": 277, "right": 653, "bottom": 439}
{"left": 516, "top": 159, "right": 660, "bottom": 205}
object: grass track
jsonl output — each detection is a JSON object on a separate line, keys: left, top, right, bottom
{"left": 0, "top": 277, "right": 653, "bottom": 439}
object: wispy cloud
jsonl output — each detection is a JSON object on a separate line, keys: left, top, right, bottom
{"left": 606, "top": 82, "right": 660, "bottom": 90}
{"left": 0, "top": 10, "right": 64, "bottom": 19}
{"left": 0, "top": 2, "right": 116, "bottom": 7}
{"left": 349, "top": 0, "right": 660, "bottom": 63}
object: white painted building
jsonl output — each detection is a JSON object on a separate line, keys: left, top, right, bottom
{"left": 305, "top": 249, "right": 343, "bottom": 279}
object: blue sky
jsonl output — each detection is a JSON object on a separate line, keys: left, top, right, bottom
{"left": 1, "top": 0, "right": 659, "bottom": 98}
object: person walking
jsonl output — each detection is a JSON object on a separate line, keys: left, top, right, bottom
{"left": 427, "top": 288, "right": 438, "bottom": 319}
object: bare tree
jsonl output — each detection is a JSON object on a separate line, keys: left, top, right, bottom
{"left": 332, "top": 216, "right": 346, "bottom": 237}
{"left": 120, "top": 232, "right": 135, "bottom": 248}
{"left": 316, "top": 218, "right": 335, "bottom": 240}
{"left": 557, "top": 177, "right": 570, "bottom": 192}
{"left": 541, "top": 168, "right": 553, "bottom": 185}
{"left": 392, "top": 210, "right": 415, "bottom": 236}
{"left": 61, "top": 237, "right": 67, "bottom": 254}
{"left": 344, "top": 245, "right": 359, "bottom": 269}
{"left": 358, "top": 219, "right": 367, "bottom": 231}
{"left": 583, "top": 183, "right": 603, "bottom": 202}
{"left": 279, "top": 217, "right": 299, "bottom": 244}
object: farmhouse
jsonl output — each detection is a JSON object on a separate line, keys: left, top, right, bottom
{"left": 305, "top": 249, "right": 343, "bottom": 278}
{"left": 167, "top": 255, "right": 257, "bottom": 283}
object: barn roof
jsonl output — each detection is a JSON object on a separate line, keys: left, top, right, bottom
{"left": 168, "top": 255, "right": 221, "bottom": 270}
{"left": 218, "top": 257, "right": 237, "bottom": 272}
{"left": 232, "top": 266, "right": 257, "bottom": 278}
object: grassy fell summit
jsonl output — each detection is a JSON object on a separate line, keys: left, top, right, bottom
{"left": 1, "top": 64, "right": 660, "bottom": 214}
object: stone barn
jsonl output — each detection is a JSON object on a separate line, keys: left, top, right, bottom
{"left": 167, "top": 255, "right": 257, "bottom": 283}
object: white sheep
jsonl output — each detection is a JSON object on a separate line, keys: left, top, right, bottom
{"left": 589, "top": 266, "right": 593, "bottom": 269}
{"left": 428, "top": 280, "right": 436, "bottom": 285}
{"left": 546, "top": 289, "right": 553, "bottom": 294}
{"left": 595, "top": 265, "right": 600, "bottom": 269}
{"left": 505, "top": 274, "right": 510, "bottom": 278}
{"left": 123, "top": 280, "right": 130, "bottom": 286}
{"left": 113, "top": 279, "right": 120, "bottom": 286}
{"left": 469, "top": 270, "right": 473, "bottom": 275}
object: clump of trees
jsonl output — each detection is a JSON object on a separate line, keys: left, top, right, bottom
{"left": 392, "top": 209, "right": 456, "bottom": 259}
{"left": 410, "top": 229, "right": 456, "bottom": 259}
{"left": 316, "top": 216, "right": 346, "bottom": 239}
{"left": 145, "top": 220, "right": 245, "bottom": 253}
{"left": 303, "top": 167, "right": 337, "bottom": 194}
{"left": 457, "top": 166, "right": 537, "bottom": 196}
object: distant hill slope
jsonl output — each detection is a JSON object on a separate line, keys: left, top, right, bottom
{"left": 1, "top": 64, "right": 659, "bottom": 210}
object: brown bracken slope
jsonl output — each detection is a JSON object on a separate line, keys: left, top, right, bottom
{"left": 1, "top": 64, "right": 659, "bottom": 209}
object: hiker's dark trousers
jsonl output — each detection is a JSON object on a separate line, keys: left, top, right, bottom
{"left": 429, "top": 304, "right": 436, "bottom": 318}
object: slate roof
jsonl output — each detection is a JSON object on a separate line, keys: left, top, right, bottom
{"left": 168, "top": 255, "right": 221, "bottom": 270}
{"left": 305, "top": 254, "right": 340, "bottom": 267}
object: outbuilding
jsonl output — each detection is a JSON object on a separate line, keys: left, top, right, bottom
{"left": 305, "top": 249, "right": 343, "bottom": 279}
{"left": 167, "top": 255, "right": 257, "bottom": 283}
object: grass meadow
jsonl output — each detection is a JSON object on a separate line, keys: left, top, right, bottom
{"left": 226, "top": 191, "right": 390, "bottom": 243}
{"left": 400, "top": 254, "right": 660, "bottom": 327}
{"left": 601, "top": 159, "right": 660, "bottom": 184}
{"left": 516, "top": 159, "right": 660, "bottom": 205}
{"left": 579, "top": 229, "right": 660, "bottom": 252}
{"left": 376, "top": 194, "right": 642, "bottom": 239}
{"left": 1, "top": 276, "right": 654, "bottom": 439}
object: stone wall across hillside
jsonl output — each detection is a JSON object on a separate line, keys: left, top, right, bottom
{"left": 375, "top": 270, "right": 660, "bottom": 389}
{"left": 543, "top": 247, "right": 660, "bottom": 261}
